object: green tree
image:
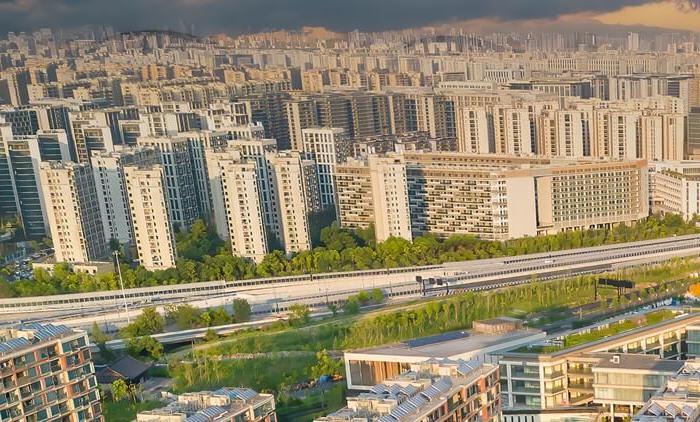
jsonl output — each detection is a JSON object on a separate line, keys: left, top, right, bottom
{"left": 120, "top": 307, "right": 165, "bottom": 338}
{"left": 125, "top": 336, "right": 164, "bottom": 360}
{"left": 309, "top": 350, "right": 343, "bottom": 379}
{"left": 370, "top": 288, "right": 385, "bottom": 304}
{"left": 343, "top": 298, "right": 360, "bottom": 315}
{"left": 321, "top": 223, "right": 357, "bottom": 251}
{"left": 204, "top": 329, "right": 219, "bottom": 342}
{"left": 170, "top": 304, "right": 203, "bottom": 330}
{"left": 232, "top": 299, "right": 251, "bottom": 323}
{"left": 209, "top": 307, "right": 231, "bottom": 326}
{"left": 111, "top": 379, "right": 129, "bottom": 402}
{"left": 289, "top": 304, "right": 311, "bottom": 326}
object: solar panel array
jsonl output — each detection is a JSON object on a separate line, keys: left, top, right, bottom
{"left": 0, "top": 337, "right": 31, "bottom": 357}
{"left": 457, "top": 361, "right": 482, "bottom": 377}
{"left": 644, "top": 400, "right": 698, "bottom": 421}
{"left": 185, "top": 406, "right": 227, "bottom": 422}
{"left": 26, "top": 323, "right": 72, "bottom": 342}
{"left": 373, "top": 376, "right": 454, "bottom": 421}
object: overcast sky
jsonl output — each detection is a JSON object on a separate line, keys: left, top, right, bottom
{"left": 0, "top": 0, "right": 699, "bottom": 34}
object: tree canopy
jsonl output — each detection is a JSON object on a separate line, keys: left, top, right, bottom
{"left": 3, "top": 214, "right": 697, "bottom": 298}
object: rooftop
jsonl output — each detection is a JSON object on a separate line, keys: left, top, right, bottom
{"left": 508, "top": 309, "right": 685, "bottom": 356}
{"left": 138, "top": 388, "right": 274, "bottom": 421}
{"left": 348, "top": 327, "right": 543, "bottom": 359}
{"left": 0, "top": 323, "right": 78, "bottom": 357}
{"left": 316, "top": 359, "right": 497, "bottom": 422}
{"left": 594, "top": 354, "right": 685, "bottom": 373}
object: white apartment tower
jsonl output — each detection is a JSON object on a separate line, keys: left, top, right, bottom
{"left": 39, "top": 161, "right": 109, "bottom": 263}
{"left": 137, "top": 136, "right": 199, "bottom": 231}
{"left": 593, "top": 111, "right": 639, "bottom": 159}
{"left": 301, "top": 127, "right": 350, "bottom": 208}
{"left": 68, "top": 112, "right": 115, "bottom": 163}
{"left": 123, "top": 165, "right": 177, "bottom": 270}
{"left": 369, "top": 155, "right": 412, "bottom": 242}
{"left": 456, "top": 107, "right": 492, "bottom": 153}
{"left": 220, "top": 160, "right": 268, "bottom": 262}
{"left": 492, "top": 106, "right": 533, "bottom": 155}
{"left": 91, "top": 146, "right": 159, "bottom": 246}
{"left": 537, "top": 110, "right": 587, "bottom": 157}
{"left": 228, "top": 138, "right": 281, "bottom": 237}
{"left": 268, "top": 152, "right": 314, "bottom": 254}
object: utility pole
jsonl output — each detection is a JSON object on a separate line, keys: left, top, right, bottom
{"left": 114, "top": 250, "right": 130, "bottom": 324}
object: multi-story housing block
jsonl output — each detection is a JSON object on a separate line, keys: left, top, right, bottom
{"left": 0, "top": 323, "right": 102, "bottom": 421}
{"left": 39, "top": 161, "right": 108, "bottom": 263}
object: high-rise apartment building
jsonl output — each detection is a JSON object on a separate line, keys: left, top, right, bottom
{"left": 137, "top": 136, "right": 200, "bottom": 231}
{"left": 39, "top": 161, "right": 108, "bottom": 263}
{"left": 687, "top": 107, "right": 700, "bottom": 159}
{"left": 0, "top": 323, "right": 102, "bottom": 421}
{"left": 91, "top": 147, "right": 160, "bottom": 245}
{"left": 368, "top": 155, "right": 412, "bottom": 242}
{"left": 0, "top": 121, "right": 17, "bottom": 220}
{"left": 302, "top": 127, "right": 350, "bottom": 208}
{"left": 180, "top": 131, "right": 228, "bottom": 219}
{"left": 335, "top": 155, "right": 412, "bottom": 242}
{"left": 206, "top": 146, "right": 269, "bottom": 262}
{"left": 68, "top": 111, "right": 115, "bottom": 163}
{"left": 220, "top": 160, "right": 268, "bottom": 262}
{"left": 228, "top": 138, "right": 281, "bottom": 236}
{"left": 456, "top": 107, "right": 492, "bottom": 153}
{"left": 124, "top": 165, "right": 177, "bottom": 270}
{"left": 538, "top": 110, "right": 588, "bottom": 157}
{"left": 492, "top": 106, "right": 533, "bottom": 155}
{"left": 268, "top": 151, "right": 316, "bottom": 254}
{"left": 4, "top": 131, "right": 71, "bottom": 239}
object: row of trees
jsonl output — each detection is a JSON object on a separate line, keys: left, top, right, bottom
{"left": 2, "top": 214, "right": 697, "bottom": 297}
{"left": 91, "top": 299, "right": 252, "bottom": 361}
{"left": 340, "top": 269, "right": 692, "bottom": 349}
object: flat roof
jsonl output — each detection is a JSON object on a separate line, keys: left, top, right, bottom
{"left": 594, "top": 354, "right": 685, "bottom": 373}
{"left": 503, "top": 311, "right": 700, "bottom": 360}
{"left": 348, "top": 328, "right": 543, "bottom": 359}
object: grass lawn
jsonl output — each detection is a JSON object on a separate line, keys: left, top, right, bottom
{"left": 171, "top": 354, "right": 317, "bottom": 393}
{"left": 277, "top": 383, "right": 347, "bottom": 422}
{"left": 513, "top": 309, "right": 679, "bottom": 353}
{"left": 102, "top": 400, "right": 162, "bottom": 422}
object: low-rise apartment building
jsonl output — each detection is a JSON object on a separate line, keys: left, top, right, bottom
{"left": 344, "top": 318, "right": 545, "bottom": 390}
{"left": 499, "top": 311, "right": 700, "bottom": 413}
{"left": 316, "top": 359, "right": 501, "bottom": 422}
{"left": 634, "top": 361, "right": 700, "bottom": 422}
{"left": 0, "top": 323, "right": 102, "bottom": 421}
{"left": 650, "top": 161, "right": 700, "bottom": 220}
{"left": 137, "top": 388, "right": 276, "bottom": 422}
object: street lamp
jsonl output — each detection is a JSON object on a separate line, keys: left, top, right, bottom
{"left": 114, "top": 250, "right": 130, "bottom": 324}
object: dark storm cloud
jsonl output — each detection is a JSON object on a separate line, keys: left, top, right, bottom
{"left": 0, "top": 0, "right": 697, "bottom": 34}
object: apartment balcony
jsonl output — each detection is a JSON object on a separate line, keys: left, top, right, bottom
{"left": 543, "top": 371, "right": 565, "bottom": 379}
{"left": 511, "top": 385, "right": 541, "bottom": 394}
{"left": 510, "top": 370, "right": 540, "bottom": 380}
{"left": 568, "top": 382, "right": 593, "bottom": 391}
{"left": 544, "top": 385, "right": 566, "bottom": 394}
{"left": 570, "top": 393, "right": 595, "bottom": 405}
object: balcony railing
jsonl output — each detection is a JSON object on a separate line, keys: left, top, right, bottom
{"left": 511, "top": 386, "right": 541, "bottom": 394}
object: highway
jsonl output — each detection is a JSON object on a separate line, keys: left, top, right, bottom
{"left": 4, "top": 234, "right": 700, "bottom": 331}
